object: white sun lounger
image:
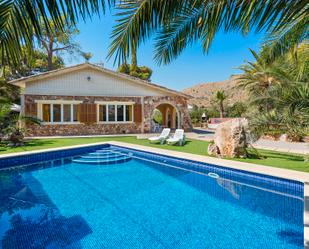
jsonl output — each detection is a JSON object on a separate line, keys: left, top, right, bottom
{"left": 166, "top": 129, "right": 185, "bottom": 146}
{"left": 148, "top": 128, "right": 171, "bottom": 144}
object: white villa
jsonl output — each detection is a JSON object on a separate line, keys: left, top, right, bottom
{"left": 9, "top": 63, "right": 192, "bottom": 136}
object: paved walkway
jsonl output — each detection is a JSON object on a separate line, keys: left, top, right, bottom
{"left": 254, "top": 139, "right": 309, "bottom": 154}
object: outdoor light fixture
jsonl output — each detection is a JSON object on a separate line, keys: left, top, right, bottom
{"left": 87, "top": 76, "right": 91, "bottom": 81}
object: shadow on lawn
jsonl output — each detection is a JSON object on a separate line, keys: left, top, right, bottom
{"left": 261, "top": 150, "right": 305, "bottom": 162}
{"left": 0, "top": 139, "right": 56, "bottom": 152}
{"left": 23, "top": 139, "right": 56, "bottom": 147}
{"left": 245, "top": 147, "right": 305, "bottom": 162}
{"left": 164, "top": 140, "right": 193, "bottom": 148}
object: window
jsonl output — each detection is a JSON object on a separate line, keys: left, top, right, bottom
{"left": 117, "top": 105, "right": 124, "bottom": 122}
{"left": 40, "top": 103, "right": 80, "bottom": 123}
{"left": 63, "top": 104, "right": 71, "bottom": 122}
{"left": 97, "top": 103, "right": 133, "bottom": 123}
{"left": 99, "top": 105, "right": 107, "bottom": 122}
{"left": 108, "top": 105, "right": 116, "bottom": 122}
{"left": 53, "top": 104, "right": 61, "bottom": 122}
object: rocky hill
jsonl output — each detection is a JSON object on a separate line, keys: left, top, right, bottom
{"left": 182, "top": 76, "right": 247, "bottom": 107}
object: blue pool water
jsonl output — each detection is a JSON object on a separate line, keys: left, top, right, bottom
{"left": 0, "top": 145, "right": 304, "bottom": 249}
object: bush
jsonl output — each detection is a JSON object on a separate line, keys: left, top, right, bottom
{"left": 227, "top": 102, "right": 247, "bottom": 117}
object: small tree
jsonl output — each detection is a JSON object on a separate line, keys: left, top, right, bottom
{"left": 35, "top": 17, "right": 80, "bottom": 71}
{"left": 152, "top": 109, "right": 163, "bottom": 125}
{"left": 2, "top": 114, "right": 41, "bottom": 146}
{"left": 213, "top": 90, "right": 227, "bottom": 118}
{"left": 227, "top": 102, "right": 247, "bottom": 117}
{"left": 81, "top": 52, "right": 93, "bottom": 62}
{"left": 189, "top": 105, "right": 204, "bottom": 125}
{"left": 117, "top": 43, "right": 152, "bottom": 81}
{"left": 1, "top": 47, "right": 64, "bottom": 80}
{"left": 118, "top": 63, "right": 152, "bottom": 81}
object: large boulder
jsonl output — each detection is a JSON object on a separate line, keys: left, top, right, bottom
{"left": 210, "top": 118, "right": 249, "bottom": 158}
{"left": 207, "top": 143, "right": 219, "bottom": 157}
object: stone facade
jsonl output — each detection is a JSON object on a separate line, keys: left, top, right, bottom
{"left": 24, "top": 94, "right": 192, "bottom": 136}
{"left": 143, "top": 96, "right": 192, "bottom": 133}
{"left": 25, "top": 123, "right": 142, "bottom": 137}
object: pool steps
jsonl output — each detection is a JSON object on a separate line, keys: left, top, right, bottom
{"left": 72, "top": 148, "right": 131, "bottom": 164}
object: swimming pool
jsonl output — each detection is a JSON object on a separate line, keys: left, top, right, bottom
{"left": 0, "top": 144, "right": 304, "bottom": 249}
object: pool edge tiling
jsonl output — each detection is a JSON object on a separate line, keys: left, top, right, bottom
{"left": 0, "top": 141, "right": 308, "bottom": 248}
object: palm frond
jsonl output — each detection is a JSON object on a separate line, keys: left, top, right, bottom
{"left": 263, "top": 17, "right": 309, "bottom": 61}
{"left": 153, "top": 3, "right": 205, "bottom": 65}
{"left": 278, "top": 83, "right": 309, "bottom": 114}
{"left": 107, "top": 0, "right": 184, "bottom": 65}
{"left": 109, "top": 0, "right": 308, "bottom": 64}
{"left": 0, "top": 0, "right": 110, "bottom": 66}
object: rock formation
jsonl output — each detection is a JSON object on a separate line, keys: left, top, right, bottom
{"left": 208, "top": 118, "right": 249, "bottom": 158}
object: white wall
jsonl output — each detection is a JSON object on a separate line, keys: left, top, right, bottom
{"left": 25, "top": 68, "right": 170, "bottom": 97}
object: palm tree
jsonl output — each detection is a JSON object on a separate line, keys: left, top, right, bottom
{"left": 238, "top": 50, "right": 291, "bottom": 94}
{"left": 268, "top": 83, "right": 309, "bottom": 116}
{"left": 249, "top": 83, "right": 309, "bottom": 141}
{"left": 239, "top": 44, "right": 309, "bottom": 141}
{"left": 213, "top": 90, "right": 227, "bottom": 118}
{"left": 108, "top": 0, "right": 308, "bottom": 64}
{"left": 0, "top": 0, "right": 111, "bottom": 65}
{"left": 238, "top": 43, "right": 309, "bottom": 109}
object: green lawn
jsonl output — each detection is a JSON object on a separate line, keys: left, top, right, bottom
{"left": 1, "top": 136, "right": 308, "bottom": 172}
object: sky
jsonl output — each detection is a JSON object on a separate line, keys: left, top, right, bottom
{"left": 65, "top": 10, "right": 264, "bottom": 91}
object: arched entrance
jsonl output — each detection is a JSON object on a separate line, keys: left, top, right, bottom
{"left": 151, "top": 103, "right": 180, "bottom": 132}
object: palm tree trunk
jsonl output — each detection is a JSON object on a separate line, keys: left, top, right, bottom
{"left": 47, "top": 50, "right": 53, "bottom": 71}
{"left": 47, "top": 39, "right": 54, "bottom": 71}
{"left": 220, "top": 102, "right": 224, "bottom": 118}
{"left": 130, "top": 42, "right": 138, "bottom": 71}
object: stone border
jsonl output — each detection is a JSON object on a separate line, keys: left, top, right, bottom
{"left": 0, "top": 141, "right": 308, "bottom": 247}
{"left": 109, "top": 141, "right": 309, "bottom": 182}
{"left": 305, "top": 184, "right": 309, "bottom": 249}
{"left": 0, "top": 141, "right": 111, "bottom": 159}
{"left": 2, "top": 140, "right": 309, "bottom": 181}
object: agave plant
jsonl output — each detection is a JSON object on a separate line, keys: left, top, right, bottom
{"left": 2, "top": 113, "right": 41, "bottom": 146}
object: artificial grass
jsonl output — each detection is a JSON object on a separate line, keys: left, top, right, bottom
{"left": 0, "top": 136, "right": 308, "bottom": 172}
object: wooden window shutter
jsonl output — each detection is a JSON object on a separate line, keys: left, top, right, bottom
{"left": 79, "top": 103, "right": 87, "bottom": 123}
{"left": 25, "top": 103, "right": 37, "bottom": 117}
{"left": 88, "top": 103, "right": 97, "bottom": 123}
{"left": 134, "top": 104, "right": 142, "bottom": 123}
{"left": 79, "top": 103, "right": 97, "bottom": 123}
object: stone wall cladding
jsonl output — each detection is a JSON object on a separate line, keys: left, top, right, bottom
{"left": 143, "top": 96, "right": 192, "bottom": 132}
{"left": 24, "top": 95, "right": 142, "bottom": 104}
{"left": 26, "top": 123, "right": 142, "bottom": 136}
{"left": 24, "top": 94, "right": 192, "bottom": 136}
{"left": 24, "top": 95, "right": 142, "bottom": 136}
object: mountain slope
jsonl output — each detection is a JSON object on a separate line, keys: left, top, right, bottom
{"left": 182, "top": 76, "right": 247, "bottom": 107}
